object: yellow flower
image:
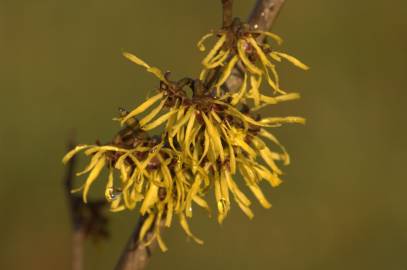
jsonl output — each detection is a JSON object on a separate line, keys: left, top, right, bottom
{"left": 197, "top": 18, "right": 308, "bottom": 106}
{"left": 63, "top": 45, "right": 305, "bottom": 251}
{"left": 63, "top": 141, "right": 209, "bottom": 251}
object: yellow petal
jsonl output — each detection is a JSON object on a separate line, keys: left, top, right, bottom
{"left": 259, "top": 129, "right": 290, "bottom": 165}
{"left": 165, "top": 103, "right": 180, "bottom": 130}
{"left": 184, "top": 110, "right": 196, "bottom": 155}
{"left": 165, "top": 198, "right": 174, "bottom": 227}
{"left": 255, "top": 165, "right": 283, "bottom": 187}
{"left": 110, "top": 197, "right": 126, "bottom": 212}
{"left": 202, "top": 33, "right": 227, "bottom": 67}
{"left": 276, "top": 92, "right": 301, "bottom": 102}
{"left": 269, "top": 52, "right": 282, "bottom": 62}
{"left": 82, "top": 156, "right": 106, "bottom": 203}
{"left": 185, "top": 175, "right": 202, "bottom": 218}
{"left": 224, "top": 105, "right": 265, "bottom": 128}
{"left": 270, "top": 64, "right": 280, "bottom": 90}
{"left": 215, "top": 55, "right": 239, "bottom": 89}
{"left": 252, "top": 31, "right": 283, "bottom": 45}
{"left": 76, "top": 150, "right": 105, "bottom": 176}
{"left": 260, "top": 92, "right": 300, "bottom": 105}
{"left": 237, "top": 39, "right": 262, "bottom": 75}
{"left": 247, "top": 37, "right": 272, "bottom": 68}
{"left": 220, "top": 125, "right": 236, "bottom": 174}
{"left": 170, "top": 107, "right": 194, "bottom": 138}
{"left": 199, "top": 68, "right": 208, "bottom": 81}
{"left": 214, "top": 172, "right": 223, "bottom": 213}
{"left": 184, "top": 110, "right": 196, "bottom": 140}
{"left": 264, "top": 63, "right": 285, "bottom": 94}
{"left": 231, "top": 72, "right": 248, "bottom": 106}
{"left": 146, "top": 66, "right": 166, "bottom": 81}
{"left": 234, "top": 136, "right": 257, "bottom": 158}
{"left": 105, "top": 168, "right": 114, "bottom": 201}
{"left": 62, "top": 145, "right": 89, "bottom": 164}
{"left": 176, "top": 105, "right": 185, "bottom": 120}
{"left": 239, "top": 159, "right": 259, "bottom": 185}
{"left": 248, "top": 184, "right": 272, "bottom": 209}
{"left": 210, "top": 110, "right": 222, "bottom": 123}
{"left": 160, "top": 160, "right": 173, "bottom": 191}
{"left": 226, "top": 170, "right": 251, "bottom": 206}
{"left": 139, "top": 97, "right": 167, "bottom": 127}
{"left": 199, "top": 128, "right": 210, "bottom": 163}
{"left": 259, "top": 116, "right": 306, "bottom": 125}
{"left": 156, "top": 232, "right": 168, "bottom": 252}
{"left": 220, "top": 171, "right": 230, "bottom": 210}
{"left": 259, "top": 147, "right": 282, "bottom": 175}
{"left": 123, "top": 52, "right": 150, "bottom": 69}
{"left": 197, "top": 32, "right": 214, "bottom": 51}
{"left": 192, "top": 196, "right": 211, "bottom": 215}
{"left": 142, "top": 110, "right": 178, "bottom": 131}
{"left": 201, "top": 113, "right": 224, "bottom": 161}
{"left": 139, "top": 213, "right": 155, "bottom": 241}
{"left": 174, "top": 168, "right": 187, "bottom": 211}
{"left": 140, "top": 183, "right": 159, "bottom": 214}
{"left": 70, "top": 186, "right": 84, "bottom": 194}
{"left": 236, "top": 199, "right": 254, "bottom": 219}
{"left": 249, "top": 75, "right": 262, "bottom": 106}
{"left": 274, "top": 52, "right": 309, "bottom": 70}
{"left": 121, "top": 92, "right": 164, "bottom": 125}
{"left": 84, "top": 145, "right": 127, "bottom": 155}
{"left": 179, "top": 213, "right": 204, "bottom": 244}
{"left": 123, "top": 52, "right": 166, "bottom": 81}
{"left": 245, "top": 39, "right": 283, "bottom": 94}
{"left": 130, "top": 189, "right": 144, "bottom": 207}
{"left": 205, "top": 50, "right": 230, "bottom": 69}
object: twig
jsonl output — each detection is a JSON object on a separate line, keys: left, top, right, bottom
{"left": 64, "top": 138, "right": 85, "bottom": 270}
{"left": 113, "top": 215, "right": 147, "bottom": 270}
{"left": 114, "top": 215, "right": 160, "bottom": 270}
{"left": 249, "top": 0, "right": 286, "bottom": 33}
{"left": 114, "top": 1, "right": 286, "bottom": 269}
{"left": 71, "top": 228, "right": 86, "bottom": 270}
{"left": 222, "top": 0, "right": 234, "bottom": 27}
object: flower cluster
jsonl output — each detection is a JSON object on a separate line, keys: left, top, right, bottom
{"left": 63, "top": 18, "right": 307, "bottom": 251}
{"left": 198, "top": 18, "right": 308, "bottom": 107}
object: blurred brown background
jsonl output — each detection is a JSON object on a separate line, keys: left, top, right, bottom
{"left": 1, "top": 0, "right": 407, "bottom": 269}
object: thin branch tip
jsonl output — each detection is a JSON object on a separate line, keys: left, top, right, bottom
{"left": 248, "top": 0, "right": 286, "bottom": 31}
{"left": 221, "top": 0, "right": 234, "bottom": 27}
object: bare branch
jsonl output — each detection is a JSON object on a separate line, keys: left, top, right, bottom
{"left": 221, "top": 0, "right": 234, "bottom": 27}
{"left": 114, "top": 215, "right": 161, "bottom": 270}
{"left": 248, "top": 0, "right": 286, "bottom": 32}
{"left": 71, "top": 228, "right": 85, "bottom": 270}
{"left": 64, "top": 138, "right": 84, "bottom": 270}
{"left": 113, "top": 216, "right": 149, "bottom": 270}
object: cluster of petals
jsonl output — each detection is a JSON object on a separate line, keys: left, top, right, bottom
{"left": 63, "top": 22, "right": 307, "bottom": 251}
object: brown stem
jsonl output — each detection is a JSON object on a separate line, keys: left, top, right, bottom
{"left": 222, "top": 0, "right": 234, "bottom": 28}
{"left": 65, "top": 138, "right": 84, "bottom": 270}
{"left": 113, "top": 215, "right": 149, "bottom": 270}
{"left": 72, "top": 228, "right": 86, "bottom": 270}
{"left": 248, "top": 0, "right": 286, "bottom": 33}
{"left": 114, "top": 1, "right": 286, "bottom": 269}
{"left": 65, "top": 136, "right": 109, "bottom": 270}
{"left": 114, "top": 215, "right": 165, "bottom": 270}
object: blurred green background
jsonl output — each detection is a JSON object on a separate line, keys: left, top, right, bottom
{"left": 1, "top": 0, "right": 407, "bottom": 269}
